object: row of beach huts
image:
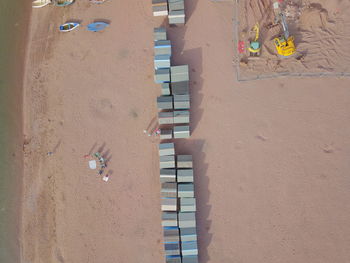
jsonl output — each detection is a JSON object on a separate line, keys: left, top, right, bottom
{"left": 152, "top": 0, "right": 186, "bottom": 25}
{"left": 159, "top": 144, "right": 197, "bottom": 263}
{"left": 152, "top": 1, "right": 198, "bottom": 263}
{"left": 154, "top": 28, "right": 190, "bottom": 139}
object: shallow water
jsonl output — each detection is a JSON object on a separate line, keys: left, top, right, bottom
{"left": 0, "top": 0, "right": 30, "bottom": 262}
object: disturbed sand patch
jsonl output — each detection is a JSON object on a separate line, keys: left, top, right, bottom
{"left": 237, "top": 0, "right": 350, "bottom": 80}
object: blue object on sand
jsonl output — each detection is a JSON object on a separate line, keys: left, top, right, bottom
{"left": 87, "top": 22, "right": 109, "bottom": 32}
{"left": 54, "top": 0, "right": 74, "bottom": 6}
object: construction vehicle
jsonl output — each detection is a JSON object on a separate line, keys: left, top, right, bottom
{"left": 248, "top": 23, "right": 261, "bottom": 57}
{"left": 273, "top": 3, "right": 296, "bottom": 57}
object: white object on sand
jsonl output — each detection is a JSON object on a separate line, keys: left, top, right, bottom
{"left": 32, "top": 0, "right": 52, "bottom": 8}
{"left": 90, "top": 0, "right": 108, "bottom": 3}
{"left": 103, "top": 175, "right": 109, "bottom": 182}
{"left": 89, "top": 160, "right": 97, "bottom": 169}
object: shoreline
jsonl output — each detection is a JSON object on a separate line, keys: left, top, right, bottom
{"left": 19, "top": 6, "right": 34, "bottom": 263}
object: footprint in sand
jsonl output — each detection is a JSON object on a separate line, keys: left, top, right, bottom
{"left": 117, "top": 48, "right": 129, "bottom": 60}
{"left": 89, "top": 98, "right": 114, "bottom": 119}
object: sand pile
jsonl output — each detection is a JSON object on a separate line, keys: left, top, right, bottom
{"left": 237, "top": 0, "right": 350, "bottom": 79}
{"left": 299, "top": 5, "right": 329, "bottom": 31}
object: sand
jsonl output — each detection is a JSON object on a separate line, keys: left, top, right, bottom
{"left": 237, "top": 0, "right": 350, "bottom": 79}
{"left": 21, "top": 0, "right": 350, "bottom": 262}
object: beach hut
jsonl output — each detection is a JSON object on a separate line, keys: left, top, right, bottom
{"left": 173, "top": 110, "right": 190, "bottom": 124}
{"left": 160, "top": 129, "right": 173, "bottom": 140}
{"left": 163, "top": 227, "right": 180, "bottom": 243}
{"left": 164, "top": 242, "right": 180, "bottom": 256}
{"left": 157, "top": 96, "right": 173, "bottom": 110}
{"left": 168, "top": 10, "right": 186, "bottom": 25}
{"left": 167, "top": 256, "right": 182, "bottom": 263}
{"left": 166, "top": 256, "right": 182, "bottom": 263}
{"left": 177, "top": 155, "right": 193, "bottom": 168}
{"left": 154, "top": 54, "right": 171, "bottom": 69}
{"left": 177, "top": 169, "right": 193, "bottom": 183}
{"left": 182, "top": 256, "right": 198, "bottom": 263}
{"left": 180, "top": 227, "right": 197, "bottom": 242}
{"left": 178, "top": 212, "right": 196, "bottom": 228}
{"left": 171, "top": 81, "right": 189, "bottom": 95}
{"left": 154, "top": 40, "right": 172, "bottom": 56}
{"left": 173, "top": 94, "right": 190, "bottom": 109}
{"left": 160, "top": 156, "right": 176, "bottom": 169}
{"left": 181, "top": 241, "right": 198, "bottom": 256}
{"left": 152, "top": 0, "right": 168, "bottom": 16}
{"left": 155, "top": 68, "right": 170, "bottom": 83}
{"left": 154, "top": 27, "right": 167, "bottom": 41}
{"left": 159, "top": 112, "right": 174, "bottom": 125}
{"left": 161, "top": 182, "right": 178, "bottom": 198}
{"left": 159, "top": 143, "right": 175, "bottom": 156}
{"left": 180, "top": 197, "right": 196, "bottom": 212}
{"left": 173, "top": 125, "right": 190, "bottom": 139}
{"left": 168, "top": 0, "right": 184, "bottom": 11}
{"left": 160, "top": 169, "right": 176, "bottom": 182}
{"left": 162, "top": 212, "right": 178, "bottom": 227}
{"left": 161, "top": 83, "right": 171, "bottom": 95}
{"left": 161, "top": 198, "right": 178, "bottom": 211}
{"left": 170, "top": 65, "right": 189, "bottom": 82}
{"left": 178, "top": 183, "right": 194, "bottom": 198}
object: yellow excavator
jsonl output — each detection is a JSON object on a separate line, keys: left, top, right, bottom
{"left": 273, "top": 11, "right": 296, "bottom": 57}
{"left": 248, "top": 23, "right": 261, "bottom": 57}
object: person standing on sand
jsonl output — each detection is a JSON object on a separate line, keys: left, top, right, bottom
{"left": 103, "top": 173, "right": 109, "bottom": 182}
{"left": 154, "top": 128, "right": 161, "bottom": 136}
{"left": 143, "top": 129, "right": 152, "bottom": 136}
{"left": 144, "top": 116, "right": 158, "bottom": 136}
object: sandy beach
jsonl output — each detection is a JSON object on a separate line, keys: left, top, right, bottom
{"left": 21, "top": 0, "right": 350, "bottom": 262}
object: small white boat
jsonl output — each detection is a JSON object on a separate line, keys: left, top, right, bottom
{"left": 89, "top": 0, "right": 108, "bottom": 3}
{"left": 59, "top": 22, "right": 80, "bottom": 32}
{"left": 32, "top": 0, "right": 52, "bottom": 8}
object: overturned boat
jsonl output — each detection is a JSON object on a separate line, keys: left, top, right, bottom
{"left": 54, "top": 0, "right": 74, "bottom": 6}
{"left": 87, "top": 22, "right": 109, "bottom": 32}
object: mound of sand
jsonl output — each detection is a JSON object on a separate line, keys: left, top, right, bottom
{"left": 299, "top": 6, "right": 330, "bottom": 31}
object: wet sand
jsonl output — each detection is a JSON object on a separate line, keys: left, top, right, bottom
{"left": 0, "top": 1, "right": 31, "bottom": 262}
{"left": 21, "top": 0, "right": 350, "bottom": 262}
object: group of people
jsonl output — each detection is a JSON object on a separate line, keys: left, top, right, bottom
{"left": 143, "top": 117, "right": 162, "bottom": 137}
{"left": 85, "top": 152, "right": 109, "bottom": 182}
{"left": 144, "top": 127, "right": 161, "bottom": 137}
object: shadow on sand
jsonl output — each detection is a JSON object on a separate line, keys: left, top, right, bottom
{"left": 175, "top": 139, "right": 212, "bottom": 263}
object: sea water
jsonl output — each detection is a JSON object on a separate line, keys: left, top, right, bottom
{"left": 0, "top": 0, "right": 30, "bottom": 262}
